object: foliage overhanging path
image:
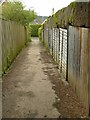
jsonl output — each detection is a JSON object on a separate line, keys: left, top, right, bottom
{"left": 2, "top": 1, "right": 37, "bottom": 26}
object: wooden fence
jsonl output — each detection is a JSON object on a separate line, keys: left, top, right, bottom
{"left": 68, "top": 26, "right": 90, "bottom": 115}
{"left": 41, "top": 25, "right": 90, "bottom": 115}
{"left": 0, "top": 20, "right": 2, "bottom": 77}
{"left": 1, "top": 19, "right": 27, "bottom": 74}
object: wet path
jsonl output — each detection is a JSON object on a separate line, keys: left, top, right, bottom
{"left": 2, "top": 38, "right": 87, "bottom": 118}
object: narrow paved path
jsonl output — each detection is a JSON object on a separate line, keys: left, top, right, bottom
{"left": 3, "top": 38, "right": 87, "bottom": 118}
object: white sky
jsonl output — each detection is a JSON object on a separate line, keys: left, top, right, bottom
{"left": 20, "top": 0, "right": 75, "bottom": 16}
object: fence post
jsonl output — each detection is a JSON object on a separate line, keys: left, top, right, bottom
{"left": 66, "top": 27, "right": 69, "bottom": 81}
{"left": 60, "top": 30, "right": 63, "bottom": 72}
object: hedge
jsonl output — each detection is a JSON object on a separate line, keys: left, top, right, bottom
{"left": 30, "top": 24, "right": 41, "bottom": 37}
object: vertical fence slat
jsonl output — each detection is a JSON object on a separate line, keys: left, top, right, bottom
{"left": 2, "top": 20, "right": 27, "bottom": 74}
{"left": 42, "top": 23, "right": 90, "bottom": 115}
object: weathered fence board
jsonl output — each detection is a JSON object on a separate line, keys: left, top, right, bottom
{"left": 41, "top": 24, "right": 90, "bottom": 115}
{"left": 0, "top": 19, "right": 2, "bottom": 77}
{"left": 68, "top": 26, "right": 90, "bottom": 114}
{"left": 1, "top": 19, "right": 27, "bottom": 74}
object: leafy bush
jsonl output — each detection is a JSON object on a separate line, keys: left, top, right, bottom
{"left": 2, "top": 1, "right": 37, "bottom": 26}
{"left": 26, "top": 25, "right": 31, "bottom": 42}
{"left": 38, "top": 26, "right": 43, "bottom": 40}
{"left": 2, "top": 1, "right": 37, "bottom": 42}
{"left": 30, "top": 24, "right": 41, "bottom": 37}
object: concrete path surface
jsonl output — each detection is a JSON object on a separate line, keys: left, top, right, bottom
{"left": 2, "top": 38, "right": 87, "bottom": 118}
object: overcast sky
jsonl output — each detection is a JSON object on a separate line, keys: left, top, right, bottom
{"left": 20, "top": 0, "right": 75, "bottom": 16}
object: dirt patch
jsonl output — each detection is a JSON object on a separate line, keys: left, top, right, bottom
{"left": 40, "top": 45, "right": 88, "bottom": 118}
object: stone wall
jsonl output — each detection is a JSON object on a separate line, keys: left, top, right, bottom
{"left": 44, "top": 2, "right": 90, "bottom": 28}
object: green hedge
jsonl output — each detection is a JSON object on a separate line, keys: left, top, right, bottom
{"left": 38, "top": 26, "right": 43, "bottom": 40}
{"left": 26, "top": 25, "right": 31, "bottom": 42}
{"left": 30, "top": 24, "right": 41, "bottom": 37}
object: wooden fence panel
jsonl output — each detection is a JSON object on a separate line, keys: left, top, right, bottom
{"left": 1, "top": 19, "right": 27, "bottom": 74}
{"left": 0, "top": 20, "right": 2, "bottom": 77}
{"left": 68, "top": 26, "right": 90, "bottom": 114}
{"left": 42, "top": 24, "right": 90, "bottom": 115}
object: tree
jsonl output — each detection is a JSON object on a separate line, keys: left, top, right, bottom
{"left": 2, "top": 1, "right": 37, "bottom": 26}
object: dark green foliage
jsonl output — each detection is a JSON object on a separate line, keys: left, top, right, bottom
{"left": 30, "top": 24, "right": 41, "bottom": 37}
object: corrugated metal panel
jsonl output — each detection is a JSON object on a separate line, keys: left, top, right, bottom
{"left": 59, "top": 28, "right": 67, "bottom": 79}
{"left": 43, "top": 27, "right": 68, "bottom": 79}
{"left": 54, "top": 29, "right": 57, "bottom": 61}
{"left": 56, "top": 29, "right": 59, "bottom": 63}
{"left": 49, "top": 29, "right": 52, "bottom": 55}
{"left": 52, "top": 28, "right": 55, "bottom": 59}
{"left": 62, "top": 29, "right": 67, "bottom": 78}
{"left": 59, "top": 28, "right": 63, "bottom": 70}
